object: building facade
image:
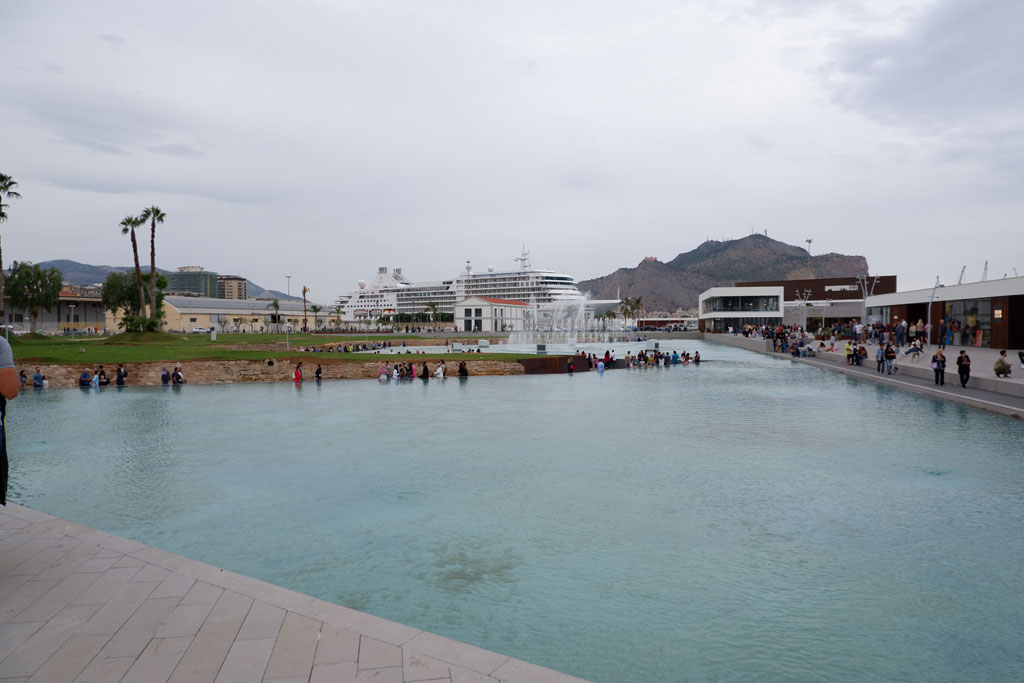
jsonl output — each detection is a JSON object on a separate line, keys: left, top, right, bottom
{"left": 698, "top": 286, "right": 784, "bottom": 332}
{"left": 217, "top": 275, "right": 248, "bottom": 300}
{"left": 456, "top": 297, "right": 529, "bottom": 332}
{"left": 165, "top": 266, "right": 219, "bottom": 297}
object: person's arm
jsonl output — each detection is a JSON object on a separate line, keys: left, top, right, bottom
{"left": 0, "top": 368, "right": 20, "bottom": 399}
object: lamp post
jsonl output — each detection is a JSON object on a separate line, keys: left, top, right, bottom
{"left": 285, "top": 276, "right": 291, "bottom": 350}
{"left": 794, "top": 288, "right": 812, "bottom": 331}
{"left": 855, "top": 274, "right": 880, "bottom": 339}
{"left": 927, "top": 276, "right": 942, "bottom": 345}
{"left": 69, "top": 304, "right": 76, "bottom": 340}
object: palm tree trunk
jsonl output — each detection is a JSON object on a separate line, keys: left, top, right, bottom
{"left": 130, "top": 228, "right": 146, "bottom": 319}
{"left": 149, "top": 218, "right": 157, "bottom": 325}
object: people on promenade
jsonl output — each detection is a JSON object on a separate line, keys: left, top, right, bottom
{"left": 115, "top": 364, "right": 127, "bottom": 386}
{"left": 884, "top": 343, "right": 897, "bottom": 375}
{"left": 937, "top": 319, "right": 948, "bottom": 349}
{"left": 956, "top": 350, "right": 971, "bottom": 388}
{"left": 994, "top": 350, "right": 1012, "bottom": 377}
{"left": 0, "top": 336, "right": 22, "bottom": 505}
{"left": 903, "top": 340, "right": 923, "bottom": 361}
{"left": 875, "top": 345, "right": 885, "bottom": 373}
{"left": 931, "top": 350, "right": 946, "bottom": 385}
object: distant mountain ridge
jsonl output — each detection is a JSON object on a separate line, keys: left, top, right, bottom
{"left": 34, "top": 259, "right": 297, "bottom": 301}
{"left": 577, "top": 234, "right": 869, "bottom": 313}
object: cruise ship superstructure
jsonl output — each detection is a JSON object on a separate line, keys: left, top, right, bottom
{"left": 335, "top": 249, "right": 618, "bottom": 324}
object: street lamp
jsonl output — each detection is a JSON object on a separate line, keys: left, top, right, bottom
{"left": 855, "top": 274, "right": 881, "bottom": 338}
{"left": 284, "top": 276, "right": 291, "bottom": 349}
{"left": 69, "top": 304, "right": 77, "bottom": 340}
{"left": 285, "top": 275, "right": 291, "bottom": 298}
{"left": 794, "top": 288, "right": 812, "bottom": 331}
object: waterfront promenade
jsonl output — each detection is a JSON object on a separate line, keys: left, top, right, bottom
{"left": 0, "top": 504, "right": 590, "bottom": 683}
{"left": 706, "top": 334, "right": 1024, "bottom": 419}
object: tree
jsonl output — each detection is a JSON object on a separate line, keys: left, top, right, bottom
{"left": 310, "top": 304, "right": 322, "bottom": 330}
{"left": 0, "top": 174, "right": 22, "bottom": 326}
{"left": 119, "top": 215, "right": 147, "bottom": 317}
{"left": 101, "top": 271, "right": 144, "bottom": 331}
{"left": 140, "top": 206, "right": 166, "bottom": 326}
{"left": 6, "top": 261, "right": 61, "bottom": 333}
{"left": 266, "top": 298, "right": 281, "bottom": 333}
{"left": 425, "top": 301, "right": 439, "bottom": 324}
{"left": 301, "top": 285, "right": 309, "bottom": 332}
{"left": 332, "top": 304, "right": 343, "bottom": 330}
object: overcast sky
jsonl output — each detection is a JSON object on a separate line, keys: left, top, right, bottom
{"left": 2, "top": 0, "right": 1021, "bottom": 303}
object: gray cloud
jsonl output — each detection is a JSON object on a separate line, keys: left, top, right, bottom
{"left": 147, "top": 143, "right": 205, "bottom": 159}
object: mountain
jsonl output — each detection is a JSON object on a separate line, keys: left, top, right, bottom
{"left": 577, "top": 235, "right": 869, "bottom": 313}
{"left": 34, "top": 260, "right": 299, "bottom": 300}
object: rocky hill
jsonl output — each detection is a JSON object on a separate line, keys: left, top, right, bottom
{"left": 577, "top": 235, "right": 868, "bottom": 313}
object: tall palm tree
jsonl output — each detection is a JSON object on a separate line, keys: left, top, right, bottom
{"left": 266, "top": 298, "right": 281, "bottom": 333}
{"left": 0, "top": 174, "right": 22, "bottom": 325}
{"left": 119, "top": 215, "right": 146, "bottom": 316}
{"left": 301, "top": 285, "right": 309, "bottom": 332}
{"left": 332, "top": 304, "right": 343, "bottom": 330}
{"left": 310, "top": 304, "right": 321, "bottom": 331}
{"left": 140, "top": 206, "right": 165, "bottom": 325}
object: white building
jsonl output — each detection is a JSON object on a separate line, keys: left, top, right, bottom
{"left": 456, "top": 297, "right": 530, "bottom": 332}
{"left": 698, "top": 286, "right": 784, "bottom": 332}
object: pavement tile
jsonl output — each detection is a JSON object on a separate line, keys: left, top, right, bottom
{"left": 4, "top": 505, "right": 56, "bottom": 524}
{"left": 24, "top": 633, "right": 108, "bottom": 683}
{"left": 76, "top": 530, "right": 146, "bottom": 555}
{"left": 149, "top": 573, "right": 196, "bottom": 600}
{"left": 207, "top": 590, "right": 253, "bottom": 624}
{"left": 226, "top": 575, "right": 316, "bottom": 614}
{"left": 155, "top": 602, "right": 215, "bottom": 638}
{"left": 236, "top": 600, "right": 286, "bottom": 641}
{"left": 112, "top": 556, "right": 145, "bottom": 569}
{"left": 71, "top": 567, "right": 142, "bottom": 606}
{"left": 402, "top": 633, "right": 509, "bottom": 678}
{"left": 129, "top": 546, "right": 192, "bottom": 570}
{"left": 71, "top": 655, "right": 135, "bottom": 682}
{"left": 12, "top": 572, "right": 101, "bottom": 623}
{"left": 74, "top": 580, "right": 158, "bottom": 636}
{"left": 180, "top": 581, "right": 224, "bottom": 606}
{"left": 313, "top": 623, "right": 359, "bottom": 665}
{"left": 213, "top": 636, "right": 275, "bottom": 683}
{"left": 449, "top": 665, "right": 498, "bottom": 683}
{"left": 490, "top": 658, "right": 591, "bottom": 683}
{"left": 91, "top": 547, "right": 123, "bottom": 559}
{"left": 96, "top": 596, "right": 180, "bottom": 659}
{"left": 354, "top": 666, "right": 403, "bottom": 682}
{"left": 311, "top": 661, "right": 357, "bottom": 683}
{"left": 0, "top": 575, "right": 32, "bottom": 603}
{"left": 120, "top": 635, "right": 193, "bottom": 683}
{"left": 128, "top": 563, "right": 170, "bottom": 584}
{"left": 312, "top": 603, "right": 421, "bottom": 647}
{"left": 0, "top": 604, "right": 101, "bottom": 679}
{"left": 167, "top": 617, "right": 244, "bottom": 683}
{"left": 9, "top": 546, "right": 69, "bottom": 577}
{"left": 0, "top": 580, "right": 60, "bottom": 628}
{"left": 357, "top": 636, "right": 402, "bottom": 670}
{"left": 32, "top": 549, "right": 100, "bottom": 582}
{"left": 262, "top": 611, "right": 321, "bottom": 680}
{"left": 0, "top": 621, "right": 44, "bottom": 661}
{"left": 74, "top": 556, "right": 121, "bottom": 574}
{"left": 403, "top": 650, "right": 452, "bottom": 681}
{"left": 263, "top": 677, "right": 310, "bottom": 683}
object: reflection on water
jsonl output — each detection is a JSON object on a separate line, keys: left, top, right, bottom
{"left": 8, "top": 340, "right": 1024, "bottom": 683}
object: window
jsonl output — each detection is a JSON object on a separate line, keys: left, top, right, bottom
{"left": 464, "top": 308, "right": 472, "bottom": 317}
{"left": 475, "top": 308, "right": 482, "bottom": 317}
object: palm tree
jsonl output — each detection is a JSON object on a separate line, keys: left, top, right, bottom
{"left": 0, "top": 174, "right": 22, "bottom": 325}
{"left": 332, "top": 304, "right": 343, "bottom": 330}
{"left": 140, "top": 206, "right": 165, "bottom": 325}
{"left": 119, "top": 215, "right": 147, "bottom": 317}
{"left": 266, "top": 298, "right": 280, "bottom": 333}
{"left": 301, "top": 285, "right": 309, "bottom": 332}
{"left": 425, "top": 301, "right": 439, "bottom": 324}
{"left": 310, "top": 304, "right": 322, "bottom": 331}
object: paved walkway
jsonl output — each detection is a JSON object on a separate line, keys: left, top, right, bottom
{"left": 0, "top": 504, "right": 590, "bottom": 683}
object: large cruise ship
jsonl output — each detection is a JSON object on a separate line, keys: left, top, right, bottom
{"left": 335, "top": 249, "right": 617, "bottom": 322}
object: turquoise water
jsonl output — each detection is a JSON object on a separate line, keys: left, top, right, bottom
{"left": 8, "top": 341, "right": 1024, "bottom": 682}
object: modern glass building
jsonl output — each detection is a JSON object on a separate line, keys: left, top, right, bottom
{"left": 866, "top": 276, "right": 1024, "bottom": 348}
{"left": 698, "top": 286, "right": 783, "bottom": 332}
{"left": 165, "top": 266, "right": 219, "bottom": 297}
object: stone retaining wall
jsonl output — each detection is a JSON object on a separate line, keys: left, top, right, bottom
{"left": 18, "top": 358, "right": 525, "bottom": 388}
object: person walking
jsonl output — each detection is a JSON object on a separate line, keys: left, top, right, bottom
{"left": 884, "top": 343, "right": 897, "bottom": 375}
{"left": 937, "top": 319, "right": 947, "bottom": 350}
{"left": 931, "top": 349, "right": 946, "bottom": 385}
{"left": 293, "top": 362, "right": 303, "bottom": 383}
{"left": 956, "top": 350, "right": 971, "bottom": 388}
{"left": 875, "top": 345, "right": 885, "bottom": 373}
{"left": 115, "top": 364, "right": 128, "bottom": 386}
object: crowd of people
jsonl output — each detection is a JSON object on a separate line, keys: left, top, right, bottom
{"left": 372, "top": 359, "right": 469, "bottom": 381}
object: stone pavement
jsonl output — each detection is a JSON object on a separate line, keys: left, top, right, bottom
{"left": 0, "top": 504, "right": 591, "bottom": 683}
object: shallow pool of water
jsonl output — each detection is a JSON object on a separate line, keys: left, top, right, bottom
{"left": 8, "top": 340, "right": 1024, "bottom": 682}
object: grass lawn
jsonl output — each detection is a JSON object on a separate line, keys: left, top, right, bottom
{"left": 9, "top": 332, "right": 526, "bottom": 365}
